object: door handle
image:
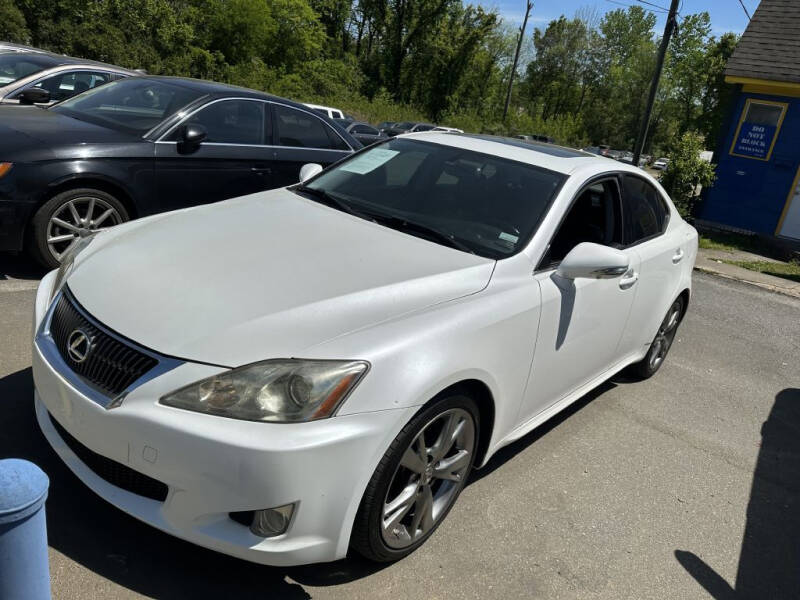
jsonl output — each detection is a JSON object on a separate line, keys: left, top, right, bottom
{"left": 251, "top": 166, "right": 272, "bottom": 174}
{"left": 619, "top": 269, "right": 638, "bottom": 290}
{"left": 672, "top": 248, "right": 684, "bottom": 264}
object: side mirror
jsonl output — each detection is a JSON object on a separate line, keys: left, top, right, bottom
{"left": 556, "top": 242, "right": 629, "bottom": 280}
{"left": 299, "top": 163, "right": 323, "bottom": 183}
{"left": 18, "top": 88, "right": 51, "bottom": 105}
{"left": 177, "top": 124, "right": 207, "bottom": 147}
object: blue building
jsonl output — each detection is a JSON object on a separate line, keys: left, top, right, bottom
{"left": 699, "top": 0, "right": 800, "bottom": 242}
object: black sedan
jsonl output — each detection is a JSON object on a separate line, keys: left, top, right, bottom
{"left": 333, "top": 119, "right": 387, "bottom": 146}
{"left": 0, "top": 76, "right": 360, "bottom": 267}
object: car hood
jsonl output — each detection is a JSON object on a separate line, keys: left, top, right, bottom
{"left": 0, "top": 106, "right": 134, "bottom": 151}
{"left": 67, "top": 189, "right": 495, "bottom": 366}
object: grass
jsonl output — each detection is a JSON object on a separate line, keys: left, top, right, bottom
{"left": 698, "top": 230, "right": 763, "bottom": 254}
{"left": 722, "top": 260, "right": 800, "bottom": 284}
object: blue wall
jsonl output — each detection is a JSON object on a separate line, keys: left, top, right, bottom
{"left": 700, "top": 91, "right": 799, "bottom": 235}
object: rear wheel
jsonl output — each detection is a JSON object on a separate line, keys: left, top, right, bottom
{"left": 29, "top": 188, "right": 128, "bottom": 268}
{"left": 630, "top": 296, "right": 685, "bottom": 379}
{"left": 351, "top": 394, "right": 478, "bottom": 562}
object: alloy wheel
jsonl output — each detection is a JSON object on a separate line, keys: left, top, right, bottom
{"left": 46, "top": 196, "right": 123, "bottom": 262}
{"left": 648, "top": 299, "right": 682, "bottom": 371}
{"left": 381, "top": 408, "right": 475, "bottom": 549}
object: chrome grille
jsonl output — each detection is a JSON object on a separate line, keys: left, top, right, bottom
{"left": 50, "top": 291, "right": 158, "bottom": 396}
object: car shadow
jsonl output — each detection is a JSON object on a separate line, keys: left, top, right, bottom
{"left": 469, "top": 379, "right": 617, "bottom": 485}
{"left": 675, "top": 388, "right": 800, "bottom": 598}
{"left": 0, "top": 253, "right": 46, "bottom": 280}
{"left": 0, "top": 367, "right": 390, "bottom": 598}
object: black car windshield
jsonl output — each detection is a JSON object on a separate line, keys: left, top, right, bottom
{"left": 51, "top": 79, "right": 205, "bottom": 135}
{"left": 303, "top": 138, "right": 565, "bottom": 259}
{"left": 0, "top": 53, "right": 59, "bottom": 86}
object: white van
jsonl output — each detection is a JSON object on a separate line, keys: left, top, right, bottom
{"left": 304, "top": 103, "right": 345, "bottom": 120}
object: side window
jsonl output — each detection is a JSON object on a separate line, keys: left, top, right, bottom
{"left": 541, "top": 179, "right": 623, "bottom": 268}
{"left": 176, "top": 100, "right": 265, "bottom": 145}
{"left": 273, "top": 104, "right": 346, "bottom": 150}
{"left": 26, "top": 70, "right": 111, "bottom": 102}
{"left": 353, "top": 124, "right": 378, "bottom": 135}
{"left": 621, "top": 175, "right": 668, "bottom": 245}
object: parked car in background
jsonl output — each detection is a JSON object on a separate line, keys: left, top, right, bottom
{"left": 515, "top": 134, "right": 555, "bottom": 144}
{"left": 386, "top": 122, "right": 437, "bottom": 136}
{"left": 0, "top": 42, "right": 47, "bottom": 54}
{"left": 0, "top": 76, "right": 359, "bottom": 267}
{"left": 0, "top": 51, "right": 137, "bottom": 106}
{"left": 605, "top": 149, "right": 624, "bottom": 161}
{"left": 432, "top": 126, "right": 464, "bottom": 133}
{"left": 652, "top": 157, "right": 669, "bottom": 170}
{"left": 618, "top": 151, "right": 634, "bottom": 164}
{"left": 304, "top": 103, "right": 346, "bottom": 120}
{"left": 377, "top": 121, "right": 396, "bottom": 133}
{"left": 334, "top": 119, "right": 387, "bottom": 146}
{"left": 32, "top": 132, "right": 696, "bottom": 567}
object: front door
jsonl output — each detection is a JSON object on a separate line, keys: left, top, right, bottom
{"left": 519, "top": 177, "right": 640, "bottom": 424}
{"left": 155, "top": 98, "right": 274, "bottom": 212}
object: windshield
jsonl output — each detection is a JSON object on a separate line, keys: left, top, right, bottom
{"left": 51, "top": 78, "right": 205, "bottom": 135}
{"left": 303, "top": 138, "right": 565, "bottom": 259}
{"left": 0, "top": 53, "right": 59, "bottom": 86}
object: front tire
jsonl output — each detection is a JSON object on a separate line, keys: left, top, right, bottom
{"left": 29, "top": 188, "right": 129, "bottom": 269}
{"left": 351, "top": 394, "right": 479, "bottom": 562}
{"left": 629, "top": 296, "right": 685, "bottom": 379}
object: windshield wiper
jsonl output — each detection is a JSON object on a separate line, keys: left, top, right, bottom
{"left": 294, "top": 185, "right": 375, "bottom": 222}
{"left": 362, "top": 212, "right": 475, "bottom": 254}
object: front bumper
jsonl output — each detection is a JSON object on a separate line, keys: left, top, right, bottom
{"left": 32, "top": 276, "right": 413, "bottom": 566}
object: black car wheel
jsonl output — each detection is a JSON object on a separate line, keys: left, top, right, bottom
{"left": 351, "top": 393, "right": 478, "bottom": 562}
{"left": 30, "top": 188, "right": 129, "bottom": 268}
{"left": 629, "top": 296, "right": 685, "bottom": 379}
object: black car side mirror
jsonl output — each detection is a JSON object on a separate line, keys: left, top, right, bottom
{"left": 177, "top": 124, "right": 207, "bottom": 149}
{"left": 18, "top": 88, "right": 51, "bottom": 105}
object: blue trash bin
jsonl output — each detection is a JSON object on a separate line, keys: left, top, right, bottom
{"left": 0, "top": 459, "right": 51, "bottom": 600}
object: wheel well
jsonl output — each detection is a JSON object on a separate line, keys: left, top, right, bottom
{"left": 677, "top": 288, "right": 690, "bottom": 322}
{"left": 44, "top": 178, "right": 137, "bottom": 220}
{"left": 431, "top": 379, "right": 495, "bottom": 469}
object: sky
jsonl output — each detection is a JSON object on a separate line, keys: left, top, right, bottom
{"left": 492, "top": 0, "right": 760, "bottom": 36}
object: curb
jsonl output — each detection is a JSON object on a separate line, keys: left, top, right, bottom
{"left": 693, "top": 266, "right": 800, "bottom": 300}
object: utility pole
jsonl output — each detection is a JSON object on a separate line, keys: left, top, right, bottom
{"left": 503, "top": 1, "right": 533, "bottom": 122}
{"left": 632, "top": 0, "right": 680, "bottom": 166}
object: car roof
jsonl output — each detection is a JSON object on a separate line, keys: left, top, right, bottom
{"left": 1, "top": 50, "right": 138, "bottom": 73}
{"left": 402, "top": 131, "right": 633, "bottom": 176}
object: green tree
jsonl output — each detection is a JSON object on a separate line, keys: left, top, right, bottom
{"left": 661, "top": 131, "right": 716, "bottom": 216}
{"left": 0, "top": 0, "right": 29, "bottom": 43}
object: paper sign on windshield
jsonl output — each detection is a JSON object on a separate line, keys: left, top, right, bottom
{"left": 340, "top": 148, "right": 399, "bottom": 175}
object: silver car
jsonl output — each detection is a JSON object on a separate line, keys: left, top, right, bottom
{"left": 0, "top": 50, "right": 138, "bottom": 106}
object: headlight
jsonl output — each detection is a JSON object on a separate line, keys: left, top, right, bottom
{"left": 160, "top": 359, "right": 369, "bottom": 422}
{"left": 50, "top": 235, "right": 95, "bottom": 302}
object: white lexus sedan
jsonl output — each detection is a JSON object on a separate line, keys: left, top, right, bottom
{"left": 32, "top": 133, "right": 697, "bottom": 566}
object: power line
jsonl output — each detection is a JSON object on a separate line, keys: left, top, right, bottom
{"left": 736, "top": 0, "right": 752, "bottom": 20}
{"left": 635, "top": 0, "right": 671, "bottom": 12}
{"left": 605, "top": 0, "right": 668, "bottom": 13}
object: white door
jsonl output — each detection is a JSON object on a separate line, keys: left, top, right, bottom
{"left": 615, "top": 174, "right": 686, "bottom": 356}
{"left": 778, "top": 171, "right": 800, "bottom": 240}
{"left": 518, "top": 176, "right": 640, "bottom": 424}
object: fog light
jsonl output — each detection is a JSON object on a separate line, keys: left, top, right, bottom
{"left": 250, "top": 503, "right": 295, "bottom": 537}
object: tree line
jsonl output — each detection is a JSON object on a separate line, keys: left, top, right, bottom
{"left": 0, "top": 0, "right": 738, "bottom": 154}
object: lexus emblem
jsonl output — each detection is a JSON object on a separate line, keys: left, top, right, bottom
{"left": 66, "top": 329, "right": 93, "bottom": 363}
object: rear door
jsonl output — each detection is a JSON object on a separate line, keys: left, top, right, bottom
{"left": 270, "top": 102, "right": 353, "bottom": 187}
{"left": 520, "top": 176, "right": 641, "bottom": 423}
{"left": 154, "top": 98, "right": 274, "bottom": 211}
{"left": 615, "top": 174, "right": 684, "bottom": 357}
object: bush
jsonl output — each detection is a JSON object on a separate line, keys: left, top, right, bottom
{"left": 660, "top": 131, "right": 716, "bottom": 217}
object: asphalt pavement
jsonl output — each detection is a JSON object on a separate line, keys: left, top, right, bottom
{"left": 0, "top": 265, "right": 798, "bottom": 599}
